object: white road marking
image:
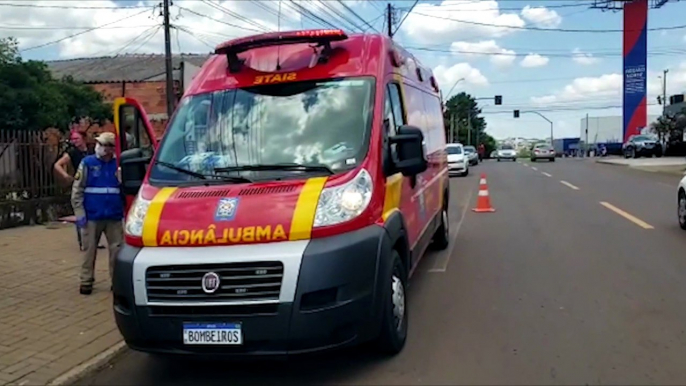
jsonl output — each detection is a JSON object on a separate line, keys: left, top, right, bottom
{"left": 531, "top": 166, "right": 538, "bottom": 171}
{"left": 523, "top": 163, "right": 529, "bottom": 167}
{"left": 542, "top": 172, "right": 552, "bottom": 177}
{"left": 560, "top": 180, "right": 580, "bottom": 190}
{"left": 429, "top": 187, "right": 474, "bottom": 273}
{"left": 599, "top": 201, "right": 654, "bottom": 230}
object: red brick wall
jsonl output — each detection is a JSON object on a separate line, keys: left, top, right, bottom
{"left": 89, "top": 81, "right": 178, "bottom": 139}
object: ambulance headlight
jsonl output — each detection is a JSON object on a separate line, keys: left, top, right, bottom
{"left": 314, "top": 168, "right": 373, "bottom": 227}
{"left": 125, "top": 195, "right": 150, "bottom": 237}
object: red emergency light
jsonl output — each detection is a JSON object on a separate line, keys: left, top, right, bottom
{"left": 215, "top": 29, "right": 349, "bottom": 73}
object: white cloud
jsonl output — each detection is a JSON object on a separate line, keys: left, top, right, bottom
{"left": 520, "top": 5, "right": 562, "bottom": 28}
{"left": 5, "top": 0, "right": 348, "bottom": 58}
{"left": 402, "top": 0, "right": 525, "bottom": 45}
{"left": 520, "top": 53, "right": 549, "bottom": 68}
{"left": 450, "top": 40, "right": 516, "bottom": 67}
{"left": 433, "top": 62, "right": 489, "bottom": 95}
{"left": 531, "top": 74, "right": 621, "bottom": 105}
{"left": 572, "top": 48, "right": 600, "bottom": 65}
{"left": 530, "top": 62, "right": 686, "bottom": 107}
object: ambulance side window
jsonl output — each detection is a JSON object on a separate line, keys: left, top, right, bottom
{"left": 120, "top": 105, "right": 153, "bottom": 158}
{"left": 384, "top": 83, "right": 406, "bottom": 175}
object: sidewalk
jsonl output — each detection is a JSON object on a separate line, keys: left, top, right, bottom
{"left": 596, "top": 156, "right": 686, "bottom": 175}
{"left": 0, "top": 224, "right": 122, "bottom": 385}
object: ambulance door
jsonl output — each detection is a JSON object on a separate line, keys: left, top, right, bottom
{"left": 385, "top": 81, "right": 422, "bottom": 248}
{"left": 113, "top": 97, "right": 158, "bottom": 209}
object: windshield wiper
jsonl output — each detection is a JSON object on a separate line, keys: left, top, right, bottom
{"left": 156, "top": 161, "right": 207, "bottom": 179}
{"left": 156, "top": 161, "right": 252, "bottom": 183}
{"left": 214, "top": 163, "right": 334, "bottom": 175}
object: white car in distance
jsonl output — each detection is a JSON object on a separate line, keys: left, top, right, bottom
{"left": 446, "top": 143, "right": 468, "bottom": 176}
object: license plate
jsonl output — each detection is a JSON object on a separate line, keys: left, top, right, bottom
{"left": 183, "top": 322, "right": 243, "bottom": 345}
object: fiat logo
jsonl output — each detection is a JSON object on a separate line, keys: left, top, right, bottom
{"left": 201, "top": 272, "right": 221, "bottom": 294}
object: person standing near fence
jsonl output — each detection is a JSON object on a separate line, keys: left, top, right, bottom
{"left": 71, "top": 132, "right": 124, "bottom": 295}
{"left": 55, "top": 129, "right": 94, "bottom": 250}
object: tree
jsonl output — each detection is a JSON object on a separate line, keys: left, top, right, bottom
{"left": 0, "top": 36, "right": 112, "bottom": 133}
{"left": 443, "top": 92, "right": 497, "bottom": 155}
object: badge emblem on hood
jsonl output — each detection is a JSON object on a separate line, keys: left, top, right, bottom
{"left": 215, "top": 197, "right": 239, "bottom": 221}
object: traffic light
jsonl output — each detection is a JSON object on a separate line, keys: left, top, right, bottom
{"left": 514, "top": 110, "right": 520, "bottom": 118}
{"left": 495, "top": 95, "right": 502, "bottom": 105}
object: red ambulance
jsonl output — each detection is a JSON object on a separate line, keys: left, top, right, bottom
{"left": 112, "top": 29, "right": 450, "bottom": 357}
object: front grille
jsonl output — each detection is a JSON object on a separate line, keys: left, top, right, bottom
{"left": 145, "top": 262, "right": 284, "bottom": 303}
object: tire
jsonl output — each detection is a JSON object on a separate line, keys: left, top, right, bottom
{"left": 550, "top": 158, "right": 555, "bottom": 162}
{"left": 497, "top": 158, "right": 501, "bottom": 162}
{"left": 431, "top": 205, "right": 449, "bottom": 250}
{"left": 374, "top": 250, "right": 408, "bottom": 355}
{"left": 512, "top": 158, "right": 516, "bottom": 162}
{"left": 531, "top": 158, "right": 536, "bottom": 162}
{"left": 679, "top": 190, "right": 686, "bottom": 230}
{"left": 463, "top": 168, "right": 469, "bottom": 176}
{"left": 624, "top": 149, "right": 631, "bottom": 159}
{"left": 631, "top": 148, "right": 638, "bottom": 158}
{"left": 656, "top": 150, "right": 663, "bottom": 158}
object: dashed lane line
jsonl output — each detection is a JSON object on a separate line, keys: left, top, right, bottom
{"left": 542, "top": 172, "right": 552, "bottom": 177}
{"left": 560, "top": 180, "right": 580, "bottom": 190}
{"left": 531, "top": 166, "right": 538, "bottom": 171}
{"left": 599, "top": 201, "right": 654, "bottom": 230}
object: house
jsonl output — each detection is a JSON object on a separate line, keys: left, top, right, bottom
{"left": 46, "top": 53, "right": 210, "bottom": 138}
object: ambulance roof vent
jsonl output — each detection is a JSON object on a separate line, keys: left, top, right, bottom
{"left": 177, "top": 189, "right": 233, "bottom": 199}
{"left": 239, "top": 185, "right": 296, "bottom": 196}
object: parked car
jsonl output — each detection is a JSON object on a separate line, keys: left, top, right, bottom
{"left": 530, "top": 143, "right": 555, "bottom": 162}
{"left": 447, "top": 143, "right": 468, "bottom": 176}
{"left": 463, "top": 145, "right": 479, "bottom": 166}
{"left": 622, "top": 134, "right": 662, "bottom": 158}
{"left": 497, "top": 144, "right": 517, "bottom": 162}
{"left": 677, "top": 175, "right": 686, "bottom": 230}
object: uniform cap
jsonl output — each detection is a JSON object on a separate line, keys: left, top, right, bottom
{"left": 95, "top": 132, "right": 116, "bottom": 146}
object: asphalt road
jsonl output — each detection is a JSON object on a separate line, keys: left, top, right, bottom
{"left": 78, "top": 158, "right": 686, "bottom": 386}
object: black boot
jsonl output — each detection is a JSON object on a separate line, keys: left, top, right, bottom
{"left": 80, "top": 285, "right": 93, "bottom": 295}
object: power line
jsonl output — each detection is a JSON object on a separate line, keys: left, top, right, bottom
{"left": 336, "top": 0, "right": 378, "bottom": 32}
{"left": 19, "top": 7, "right": 154, "bottom": 53}
{"left": 0, "top": 24, "right": 158, "bottom": 30}
{"left": 406, "top": 45, "right": 686, "bottom": 58}
{"left": 175, "top": 5, "right": 267, "bottom": 33}
{"left": 393, "top": 0, "right": 419, "bottom": 35}
{"left": 0, "top": 2, "right": 150, "bottom": 10}
{"left": 201, "top": 0, "right": 271, "bottom": 33}
{"left": 396, "top": 1, "right": 596, "bottom": 12}
{"left": 411, "top": 12, "right": 686, "bottom": 33}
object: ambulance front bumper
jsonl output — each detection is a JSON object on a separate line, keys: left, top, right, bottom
{"left": 112, "top": 225, "right": 391, "bottom": 357}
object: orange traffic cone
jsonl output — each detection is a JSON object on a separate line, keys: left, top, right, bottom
{"left": 472, "top": 173, "right": 496, "bottom": 213}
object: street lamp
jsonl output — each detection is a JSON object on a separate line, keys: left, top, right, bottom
{"left": 513, "top": 110, "right": 554, "bottom": 144}
{"left": 445, "top": 77, "right": 465, "bottom": 99}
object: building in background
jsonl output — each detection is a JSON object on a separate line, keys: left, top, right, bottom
{"left": 47, "top": 53, "right": 209, "bottom": 138}
{"left": 580, "top": 115, "right": 659, "bottom": 154}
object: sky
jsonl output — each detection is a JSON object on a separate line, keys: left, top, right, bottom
{"left": 3, "top": 0, "right": 686, "bottom": 140}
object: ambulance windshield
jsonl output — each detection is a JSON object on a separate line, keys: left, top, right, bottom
{"left": 150, "top": 77, "right": 374, "bottom": 182}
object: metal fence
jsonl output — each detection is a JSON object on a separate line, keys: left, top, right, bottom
{"left": 0, "top": 129, "right": 72, "bottom": 229}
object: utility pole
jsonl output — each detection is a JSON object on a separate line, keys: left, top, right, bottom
{"left": 386, "top": 3, "right": 393, "bottom": 37}
{"left": 662, "top": 69, "right": 669, "bottom": 116}
{"left": 585, "top": 113, "right": 589, "bottom": 157}
{"left": 467, "top": 110, "right": 472, "bottom": 146}
{"left": 162, "top": 0, "right": 175, "bottom": 118}
{"left": 449, "top": 112, "right": 454, "bottom": 143}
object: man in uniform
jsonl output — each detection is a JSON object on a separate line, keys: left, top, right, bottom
{"left": 71, "top": 132, "right": 124, "bottom": 295}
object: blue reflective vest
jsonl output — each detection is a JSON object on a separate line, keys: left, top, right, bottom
{"left": 82, "top": 155, "right": 124, "bottom": 221}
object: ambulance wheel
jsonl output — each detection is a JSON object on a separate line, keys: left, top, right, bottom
{"left": 374, "top": 250, "right": 407, "bottom": 355}
{"left": 431, "top": 206, "right": 450, "bottom": 250}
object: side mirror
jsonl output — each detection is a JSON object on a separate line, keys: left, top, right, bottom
{"left": 120, "top": 148, "right": 150, "bottom": 196}
{"left": 390, "top": 125, "right": 428, "bottom": 177}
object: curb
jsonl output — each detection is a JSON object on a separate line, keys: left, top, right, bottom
{"left": 48, "top": 342, "right": 126, "bottom": 386}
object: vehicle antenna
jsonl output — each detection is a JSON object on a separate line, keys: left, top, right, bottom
{"left": 276, "top": 0, "right": 282, "bottom": 71}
